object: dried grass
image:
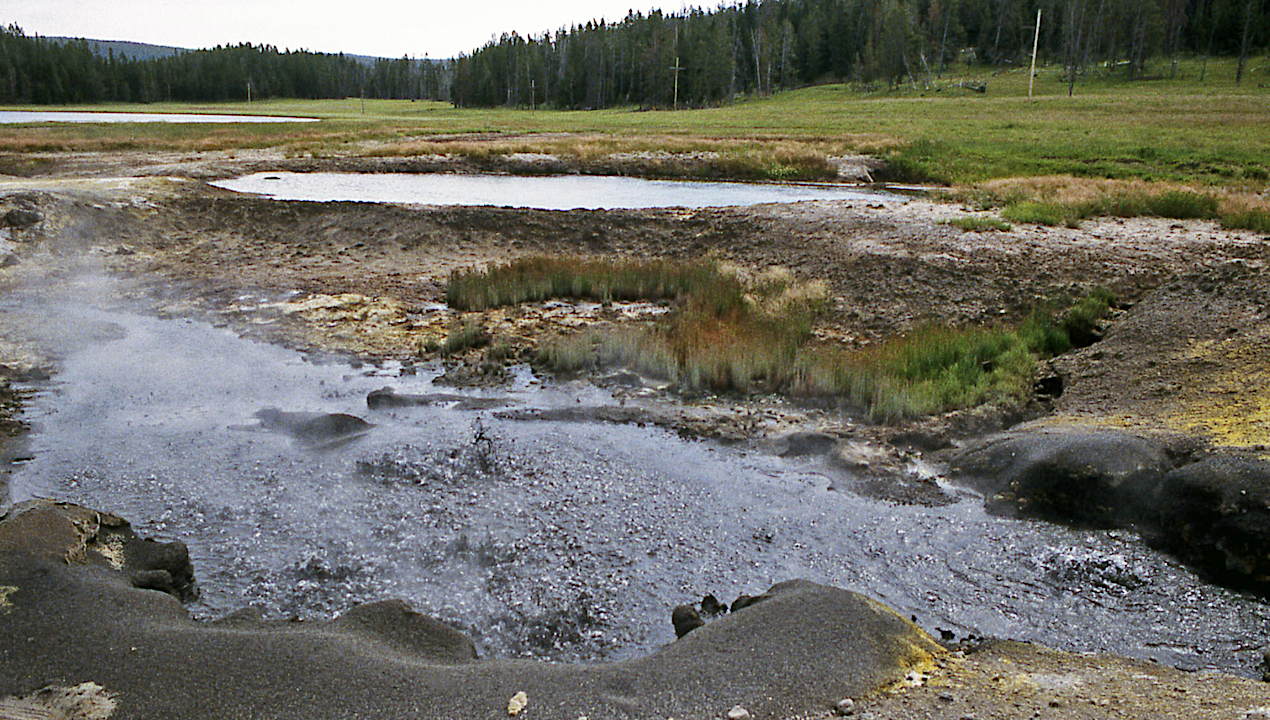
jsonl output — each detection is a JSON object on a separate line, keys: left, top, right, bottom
{"left": 977, "top": 175, "right": 1251, "bottom": 227}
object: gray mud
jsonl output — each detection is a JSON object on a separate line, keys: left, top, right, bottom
{"left": 3, "top": 273, "right": 1269, "bottom": 676}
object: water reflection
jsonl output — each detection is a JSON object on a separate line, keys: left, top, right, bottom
{"left": 0, "top": 111, "right": 318, "bottom": 124}
{"left": 212, "top": 171, "right": 889, "bottom": 210}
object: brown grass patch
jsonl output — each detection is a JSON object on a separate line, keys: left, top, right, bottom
{"left": 970, "top": 175, "right": 1268, "bottom": 229}
{"left": 977, "top": 176, "right": 1199, "bottom": 207}
{"left": 367, "top": 132, "right": 897, "bottom": 180}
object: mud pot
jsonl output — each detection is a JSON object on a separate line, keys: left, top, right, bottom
{"left": 0, "top": 177, "right": 1267, "bottom": 675}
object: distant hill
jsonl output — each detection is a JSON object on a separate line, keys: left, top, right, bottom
{"left": 46, "top": 37, "right": 186, "bottom": 61}
{"left": 46, "top": 36, "right": 389, "bottom": 65}
{"left": 4, "top": 26, "right": 452, "bottom": 104}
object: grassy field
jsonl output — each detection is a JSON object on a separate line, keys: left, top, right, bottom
{"left": 1, "top": 57, "right": 1266, "bottom": 222}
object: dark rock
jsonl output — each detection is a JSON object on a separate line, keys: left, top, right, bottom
{"left": 0, "top": 501, "right": 195, "bottom": 602}
{"left": 367, "top": 387, "right": 505, "bottom": 411}
{"left": 730, "top": 593, "right": 773, "bottom": 613}
{"left": 672, "top": 604, "right": 705, "bottom": 638}
{"left": 1067, "top": 326, "right": 1103, "bottom": 349}
{"left": 955, "top": 430, "right": 1270, "bottom": 596}
{"left": 129, "top": 569, "right": 176, "bottom": 594}
{"left": 1152, "top": 454, "right": 1270, "bottom": 588}
{"left": 123, "top": 533, "right": 196, "bottom": 600}
{"left": 3, "top": 208, "right": 41, "bottom": 229}
{"left": 951, "top": 428, "right": 1173, "bottom": 527}
{"left": 889, "top": 429, "right": 952, "bottom": 453}
{"left": 368, "top": 387, "right": 424, "bottom": 408}
{"left": 700, "top": 594, "right": 728, "bottom": 616}
{"left": 1034, "top": 374, "right": 1064, "bottom": 398}
{"left": 254, "top": 408, "right": 372, "bottom": 444}
{"left": 776, "top": 431, "right": 838, "bottom": 458}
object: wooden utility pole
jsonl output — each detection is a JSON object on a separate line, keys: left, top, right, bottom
{"left": 670, "top": 57, "right": 682, "bottom": 109}
{"left": 1028, "top": 8, "right": 1042, "bottom": 103}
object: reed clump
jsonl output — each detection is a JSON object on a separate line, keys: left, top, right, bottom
{"left": 943, "top": 216, "right": 1013, "bottom": 232}
{"left": 440, "top": 320, "right": 492, "bottom": 355}
{"left": 793, "top": 289, "right": 1116, "bottom": 421}
{"left": 450, "top": 256, "right": 1118, "bottom": 421}
{"left": 446, "top": 255, "right": 724, "bottom": 311}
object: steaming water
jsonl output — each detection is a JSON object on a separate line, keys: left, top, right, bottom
{"left": 212, "top": 172, "right": 889, "bottom": 210}
{"left": 0, "top": 111, "right": 318, "bottom": 124}
{"left": 4, "top": 274, "right": 1270, "bottom": 675}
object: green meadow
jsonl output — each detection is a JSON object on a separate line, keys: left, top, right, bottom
{"left": 2, "top": 57, "right": 1266, "bottom": 190}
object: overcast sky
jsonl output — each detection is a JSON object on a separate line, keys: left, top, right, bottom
{"left": 8, "top": 0, "right": 701, "bottom": 59}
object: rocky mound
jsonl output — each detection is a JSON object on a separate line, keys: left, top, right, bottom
{"left": 0, "top": 501, "right": 940, "bottom": 720}
{"left": 951, "top": 428, "right": 1270, "bottom": 592}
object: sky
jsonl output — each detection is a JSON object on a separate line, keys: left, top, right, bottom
{"left": 7, "top": 0, "right": 700, "bottom": 59}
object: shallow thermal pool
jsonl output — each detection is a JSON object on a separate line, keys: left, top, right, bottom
{"left": 212, "top": 171, "right": 890, "bottom": 209}
{"left": 0, "top": 111, "right": 318, "bottom": 124}
{"left": 4, "top": 271, "right": 1269, "bottom": 675}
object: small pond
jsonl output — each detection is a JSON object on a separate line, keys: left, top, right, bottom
{"left": 0, "top": 111, "right": 319, "bottom": 124}
{"left": 212, "top": 171, "right": 889, "bottom": 210}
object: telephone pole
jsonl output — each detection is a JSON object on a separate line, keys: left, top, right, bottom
{"left": 670, "top": 57, "right": 683, "bottom": 109}
{"left": 1028, "top": 8, "right": 1042, "bottom": 104}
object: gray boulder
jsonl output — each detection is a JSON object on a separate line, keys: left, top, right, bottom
{"left": 951, "top": 428, "right": 1174, "bottom": 526}
{"left": 1153, "top": 455, "right": 1270, "bottom": 588}
{"left": 774, "top": 431, "right": 838, "bottom": 458}
{"left": 953, "top": 429, "right": 1270, "bottom": 595}
{"left": 254, "top": 408, "right": 372, "bottom": 444}
{"left": 367, "top": 387, "right": 505, "bottom": 411}
{"left": 3, "top": 208, "right": 41, "bottom": 229}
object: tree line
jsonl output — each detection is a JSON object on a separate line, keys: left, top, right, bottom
{"left": 0, "top": 25, "right": 451, "bottom": 105}
{"left": 1, "top": 0, "right": 1267, "bottom": 109}
{"left": 452, "top": 0, "right": 1269, "bottom": 108}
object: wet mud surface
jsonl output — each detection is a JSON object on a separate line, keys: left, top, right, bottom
{"left": 1, "top": 268, "right": 1267, "bottom": 677}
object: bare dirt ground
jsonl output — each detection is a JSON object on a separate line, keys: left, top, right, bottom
{"left": 848, "top": 640, "right": 1270, "bottom": 720}
{"left": 2, "top": 150, "right": 1270, "bottom": 718}
{"left": 7, "top": 150, "right": 1266, "bottom": 446}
